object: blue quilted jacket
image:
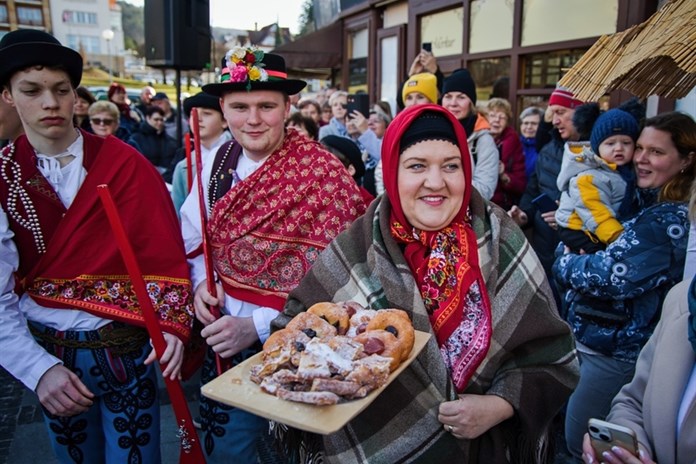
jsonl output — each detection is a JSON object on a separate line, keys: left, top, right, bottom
{"left": 553, "top": 200, "right": 689, "bottom": 362}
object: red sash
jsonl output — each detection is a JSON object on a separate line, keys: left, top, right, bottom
{"left": 0, "top": 131, "right": 193, "bottom": 340}
{"left": 208, "top": 130, "right": 367, "bottom": 310}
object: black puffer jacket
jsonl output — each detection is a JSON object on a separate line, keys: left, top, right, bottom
{"left": 127, "top": 121, "right": 177, "bottom": 172}
{"left": 519, "top": 129, "right": 564, "bottom": 284}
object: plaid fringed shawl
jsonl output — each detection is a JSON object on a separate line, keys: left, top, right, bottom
{"left": 273, "top": 192, "right": 579, "bottom": 464}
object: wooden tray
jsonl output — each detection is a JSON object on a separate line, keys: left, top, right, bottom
{"left": 201, "top": 330, "right": 431, "bottom": 435}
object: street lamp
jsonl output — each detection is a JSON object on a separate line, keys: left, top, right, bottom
{"left": 102, "top": 28, "right": 114, "bottom": 83}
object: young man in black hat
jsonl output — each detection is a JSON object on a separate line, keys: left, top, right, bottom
{"left": 180, "top": 48, "right": 366, "bottom": 462}
{"left": 0, "top": 29, "right": 194, "bottom": 463}
{"left": 170, "top": 92, "right": 231, "bottom": 213}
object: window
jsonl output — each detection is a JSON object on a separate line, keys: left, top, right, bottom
{"left": 66, "top": 34, "right": 100, "bottom": 54}
{"left": 17, "top": 6, "right": 43, "bottom": 26}
{"left": 379, "top": 35, "right": 398, "bottom": 117}
{"left": 522, "top": 49, "right": 586, "bottom": 89}
{"left": 62, "top": 10, "right": 98, "bottom": 25}
{"left": 522, "top": 0, "right": 618, "bottom": 46}
{"left": 469, "top": 0, "right": 514, "bottom": 54}
{"left": 421, "top": 7, "right": 463, "bottom": 57}
{"left": 467, "top": 57, "right": 511, "bottom": 103}
{"left": 348, "top": 28, "right": 368, "bottom": 93}
{"left": 0, "top": 5, "right": 8, "bottom": 23}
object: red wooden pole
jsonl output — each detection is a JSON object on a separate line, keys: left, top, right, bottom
{"left": 184, "top": 132, "right": 193, "bottom": 192}
{"left": 97, "top": 185, "right": 206, "bottom": 464}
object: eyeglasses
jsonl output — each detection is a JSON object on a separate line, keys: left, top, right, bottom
{"left": 91, "top": 118, "right": 115, "bottom": 126}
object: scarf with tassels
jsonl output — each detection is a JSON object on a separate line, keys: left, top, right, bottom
{"left": 382, "top": 104, "right": 492, "bottom": 391}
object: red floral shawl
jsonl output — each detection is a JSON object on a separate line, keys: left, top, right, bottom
{"left": 207, "top": 129, "right": 367, "bottom": 310}
{"left": 382, "top": 104, "right": 492, "bottom": 391}
{"left": 0, "top": 131, "right": 194, "bottom": 340}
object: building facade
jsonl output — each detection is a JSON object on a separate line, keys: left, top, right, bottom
{"left": 50, "top": 0, "right": 125, "bottom": 76}
{"left": 0, "top": 0, "right": 124, "bottom": 76}
{"left": 0, "top": 0, "right": 52, "bottom": 38}
{"left": 297, "top": 0, "right": 662, "bottom": 119}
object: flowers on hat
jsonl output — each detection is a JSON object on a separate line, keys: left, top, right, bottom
{"left": 223, "top": 47, "right": 268, "bottom": 90}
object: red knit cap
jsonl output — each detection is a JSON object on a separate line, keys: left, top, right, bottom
{"left": 548, "top": 85, "right": 583, "bottom": 109}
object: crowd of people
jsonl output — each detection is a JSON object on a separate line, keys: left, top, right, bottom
{"left": 1, "top": 29, "right": 695, "bottom": 464}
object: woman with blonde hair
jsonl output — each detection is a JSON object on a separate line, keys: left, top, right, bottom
{"left": 88, "top": 100, "right": 131, "bottom": 141}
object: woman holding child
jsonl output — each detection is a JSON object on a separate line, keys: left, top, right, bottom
{"left": 555, "top": 112, "right": 696, "bottom": 459}
{"left": 272, "top": 104, "right": 579, "bottom": 463}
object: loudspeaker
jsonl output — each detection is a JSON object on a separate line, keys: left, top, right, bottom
{"left": 144, "top": 0, "right": 211, "bottom": 70}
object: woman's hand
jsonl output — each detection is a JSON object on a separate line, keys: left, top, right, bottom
{"left": 408, "top": 54, "right": 425, "bottom": 76}
{"left": 349, "top": 110, "right": 369, "bottom": 134}
{"left": 582, "top": 433, "right": 655, "bottom": 464}
{"left": 508, "top": 205, "right": 528, "bottom": 227}
{"left": 541, "top": 210, "right": 558, "bottom": 230}
{"left": 193, "top": 279, "right": 224, "bottom": 326}
{"left": 438, "top": 394, "right": 514, "bottom": 439}
{"left": 419, "top": 51, "right": 437, "bottom": 73}
{"left": 408, "top": 51, "right": 438, "bottom": 76}
{"left": 145, "top": 332, "right": 185, "bottom": 380}
{"left": 498, "top": 161, "right": 510, "bottom": 184}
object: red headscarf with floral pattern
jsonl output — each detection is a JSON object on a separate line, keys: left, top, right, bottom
{"left": 381, "top": 104, "right": 492, "bottom": 391}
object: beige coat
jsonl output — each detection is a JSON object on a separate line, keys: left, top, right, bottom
{"left": 607, "top": 279, "right": 696, "bottom": 464}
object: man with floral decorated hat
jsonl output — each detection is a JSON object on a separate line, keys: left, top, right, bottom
{"left": 0, "top": 29, "right": 195, "bottom": 462}
{"left": 179, "top": 47, "right": 366, "bottom": 462}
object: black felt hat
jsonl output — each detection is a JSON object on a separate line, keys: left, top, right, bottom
{"left": 0, "top": 29, "right": 82, "bottom": 88}
{"left": 203, "top": 49, "right": 305, "bottom": 97}
{"left": 183, "top": 92, "right": 222, "bottom": 118}
{"left": 320, "top": 135, "right": 365, "bottom": 179}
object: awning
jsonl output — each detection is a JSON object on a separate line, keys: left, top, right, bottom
{"left": 559, "top": 0, "right": 696, "bottom": 101}
{"left": 272, "top": 21, "right": 343, "bottom": 76}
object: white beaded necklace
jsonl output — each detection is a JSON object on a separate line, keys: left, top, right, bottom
{"left": 0, "top": 143, "right": 46, "bottom": 253}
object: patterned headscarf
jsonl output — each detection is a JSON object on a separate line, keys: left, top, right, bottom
{"left": 381, "top": 104, "right": 492, "bottom": 391}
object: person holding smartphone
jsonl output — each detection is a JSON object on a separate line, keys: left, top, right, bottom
{"left": 581, "top": 274, "right": 696, "bottom": 464}
{"left": 555, "top": 112, "right": 696, "bottom": 460}
{"left": 395, "top": 43, "right": 444, "bottom": 111}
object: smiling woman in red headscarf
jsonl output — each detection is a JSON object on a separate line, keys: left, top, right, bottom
{"left": 273, "top": 104, "right": 579, "bottom": 464}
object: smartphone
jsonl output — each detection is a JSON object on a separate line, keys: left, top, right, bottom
{"left": 347, "top": 94, "right": 370, "bottom": 119}
{"left": 588, "top": 418, "right": 639, "bottom": 457}
{"left": 531, "top": 193, "right": 557, "bottom": 213}
{"left": 422, "top": 42, "right": 432, "bottom": 52}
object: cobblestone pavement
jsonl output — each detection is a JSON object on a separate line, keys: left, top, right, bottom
{"left": 0, "top": 367, "right": 26, "bottom": 464}
{"left": 0, "top": 367, "right": 285, "bottom": 464}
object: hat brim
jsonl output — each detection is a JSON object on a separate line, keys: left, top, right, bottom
{"left": 183, "top": 93, "right": 223, "bottom": 118}
{"left": 0, "top": 42, "right": 82, "bottom": 88}
{"left": 202, "top": 79, "right": 306, "bottom": 97}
